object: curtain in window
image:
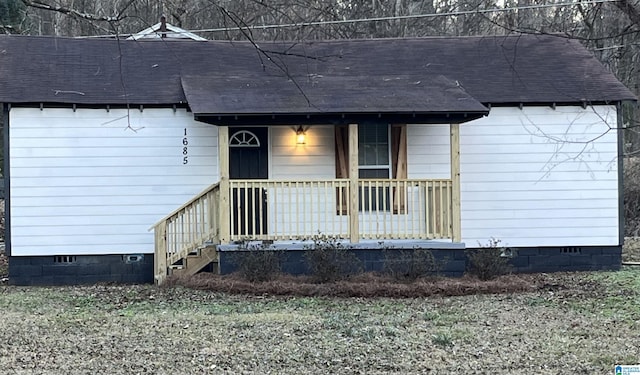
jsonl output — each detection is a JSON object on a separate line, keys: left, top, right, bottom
{"left": 391, "top": 124, "right": 407, "bottom": 214}
{"left": 335, "top": 125, "right": 349, "bottom": 214}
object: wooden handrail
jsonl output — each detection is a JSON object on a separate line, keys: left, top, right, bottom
{"left": 153, "top": 182, "right": 221, "bottom": 284}
{"left": 149, "top": 182, "right": 220, "bottom": 231}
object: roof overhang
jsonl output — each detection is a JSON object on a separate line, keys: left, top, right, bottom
{"left": 193, "top": 111, "right": 486, "bottom": 126}
{"left": 182, "top": 74, "right": 489, "bottom": 126}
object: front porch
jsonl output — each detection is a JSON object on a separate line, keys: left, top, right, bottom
{"left": 152, "top": 124, "right": 463, "bottom": 284}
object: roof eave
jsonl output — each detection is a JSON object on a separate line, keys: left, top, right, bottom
{"left": 193, "top": 110, "right": 489, "bottom": 126}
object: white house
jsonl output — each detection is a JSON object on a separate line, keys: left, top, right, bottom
{"left": 0, "top": 34, "right": 634, "bottom": 285}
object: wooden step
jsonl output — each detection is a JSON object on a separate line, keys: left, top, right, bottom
{"left": 172, "top": 247, "right": 219, "bottom": 277}
{"left": 171, "top": 262, "right": 218, "bottom": 277}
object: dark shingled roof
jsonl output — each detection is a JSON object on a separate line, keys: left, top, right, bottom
{"left": 182, "top": 74, "right": 487, "bottom": 113}
{"left": 0, "top": 34, "right": 634, "bottom": 122}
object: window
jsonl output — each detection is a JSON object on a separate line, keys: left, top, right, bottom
{"left": 358, "top": 123, "right": 390, "bottom": 179}
{"left": 358, "top": 123, "right": 391, "bottom": 211}
{"left": 229, "top": 130, "right": 260, "bottom": 147}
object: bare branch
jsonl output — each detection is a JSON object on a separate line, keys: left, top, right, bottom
{"left": 20, "top": 0, "right": 127, "bottom": 22}
{"left": 0, "top": 25, "right": 17, "bottom": 34}
{"left": 615, "top": 0, "right": 640, "bottom": 27}
{"left": 210, "top": 1, "right": 316, "bottom": 108}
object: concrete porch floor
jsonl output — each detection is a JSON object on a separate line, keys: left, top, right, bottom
{"left": 217, "top": 239, "right": 466, "bottom": 252}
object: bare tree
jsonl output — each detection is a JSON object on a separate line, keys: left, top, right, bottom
{"left": 7, "top": 0, "right": 640, "bottom": 136}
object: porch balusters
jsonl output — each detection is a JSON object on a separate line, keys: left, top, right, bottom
{"left": 227, "top": 179, "right": 452, "bottom": 241}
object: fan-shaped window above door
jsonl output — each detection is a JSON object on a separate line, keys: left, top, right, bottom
{"left": 229, "top": 130, "right": 261, "bottom": 147}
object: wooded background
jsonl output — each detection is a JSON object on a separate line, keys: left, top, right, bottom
{"left": 2, "top": 1, "right": 640, "bottom": 151}
{"left": 2, "top": 0, "right": 640, "bottom": 233}
{"left": 1, "top": 0, "right": 639, "bottom": 145}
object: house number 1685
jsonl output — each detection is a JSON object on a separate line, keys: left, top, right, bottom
{"left": 182, "top": 128, "right": 189, "bottom": 164}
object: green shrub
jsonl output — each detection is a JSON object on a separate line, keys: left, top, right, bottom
{"left": 466, "top": 238, "right": 513, "bottom": 281}
{"left": 383, "top": 248, "right": 440, "bottom": 281}
{"left": 232, "top": 240, "right": 285, "bottom": 282}
{"left": 304, "top": 233, "right": 362, "bottom": 282}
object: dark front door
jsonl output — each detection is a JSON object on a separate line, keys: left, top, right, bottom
{"left": 229, "top": 127, "right": 268, "bottom": 237}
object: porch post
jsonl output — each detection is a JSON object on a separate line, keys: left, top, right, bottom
{"left": 450, "top": 123, "right": 462, "bottom": 242}
{"left": 218, "top": 126, "right": 230, "bottom": 243}
{"left": 348, "top": 123, "right": 359, "bottom": 243}
{"left": 153, "top": 221, "right": 167, "bottom": 285}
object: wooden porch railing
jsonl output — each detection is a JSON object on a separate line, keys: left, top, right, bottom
{"left": 151, "top": 183, "right": 221, "bottom": 284}
{"left": 152, "top": 178, "right": 454, "bottom": 283}
{"left": 228, "top": 178, "right": 452, "bottom": 241}
{"left": 229, "top": 179, "right": 352, "bottom": 240}
{"left": 357, "top": 179, "right": 452, "bottom": 240}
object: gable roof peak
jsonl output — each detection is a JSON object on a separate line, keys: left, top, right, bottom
{"left": 127, "top": 19, "right": 206, "bottom": 41}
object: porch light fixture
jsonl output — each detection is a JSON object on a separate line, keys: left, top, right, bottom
{"left": 296, "top": 126, "right": 306, "bottom": 145}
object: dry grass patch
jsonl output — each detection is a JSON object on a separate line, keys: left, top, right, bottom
{"left": 0, "top": 269, "right": 639, "bottom": 374}
{"left": 166, "top": 272, "right": 537, "bottom": 297}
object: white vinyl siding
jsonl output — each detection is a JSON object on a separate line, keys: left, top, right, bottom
{"left": 10, "top": 108, "right": 219, "bottom": 256}
{"left": 407, "top": 105, "right": 619, "bottom": 247}
{"left": 460, "top": 105, "right": 619, "bottom": 247}
{"left": 407, "top": 124, "right": 451, "bottom": 179}
{"left": 270, "top": 125, "right": 335, "bottom": 179}
{"left": 269, "top": 126, "right": 346, "bottom": 234}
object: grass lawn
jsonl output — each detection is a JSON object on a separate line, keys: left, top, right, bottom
{"left": 0, "top": 269, "right": 639, "bottom": 374}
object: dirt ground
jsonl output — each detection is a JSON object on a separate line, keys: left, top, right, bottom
{"left": 0, "top": 269, "right": 638, "bottom": 374}
{"left": 0, "top": 241, "right": 640, "bottom": 375}
{"left": 0, "top": 239, "right": 637, "bottom": 373}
